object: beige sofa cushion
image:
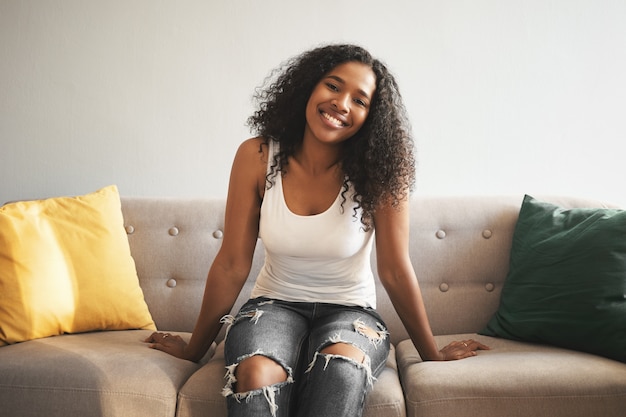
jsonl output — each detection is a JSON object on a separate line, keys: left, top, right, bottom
{"left": 0, "top": 330, "right": 204, "bottom": 417}
{"left": 397, "top": 333, "right": 626, "bottom": 417}
{"left": 177, "top": 342, "right": 406, "bottom": 417}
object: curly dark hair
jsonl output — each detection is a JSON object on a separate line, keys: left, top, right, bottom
{"left": 247, "top": 44, "right": 416, "bottom": 229}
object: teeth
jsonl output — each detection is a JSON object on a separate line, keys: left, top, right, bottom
{"left": 322, "top": 112, "right": 345, "bottom": 127}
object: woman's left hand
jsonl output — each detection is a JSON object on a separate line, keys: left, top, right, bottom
{"left": 439, "top": 339, "right": 490, "bottom": 360}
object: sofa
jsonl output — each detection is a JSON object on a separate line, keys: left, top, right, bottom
{"left": 1, "top": 191, "right": 625, "bottom": 417}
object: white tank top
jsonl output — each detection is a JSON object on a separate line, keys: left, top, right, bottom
{"left": 251, "top": 141, "right": 377, "bottom": 308}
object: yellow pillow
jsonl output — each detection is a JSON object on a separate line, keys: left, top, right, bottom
{"left": 0, "top": 185, "right": 155, "bottom": 346}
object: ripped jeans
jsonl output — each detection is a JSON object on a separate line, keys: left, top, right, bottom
{"left": 222, "top": 297, "right": 390, "bottom": 417}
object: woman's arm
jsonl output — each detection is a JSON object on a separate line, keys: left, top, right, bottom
{"left": 146, "top": 138, "right": 267, "bottom": 362}
{"left": 373, "top": 197, "right": 488, "bottom": 361}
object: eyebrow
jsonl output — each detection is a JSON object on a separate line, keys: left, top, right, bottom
{"left": 325, "top": 75, "right": 372, "bottom": 100}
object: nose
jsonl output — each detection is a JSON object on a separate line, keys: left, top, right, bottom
{"left": 332, "top": 94, "right": 350, "bottom": 113}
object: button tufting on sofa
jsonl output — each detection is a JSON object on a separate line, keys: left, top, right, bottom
{"left": 213, "top": 230, "right": 224, "bottom": 239}
{"left": 482, "top": 229, "right": 493, "bottom": 238}
{"left": 125, "top": 225, "right": 134, "bottom": 234}
{"left": 435, "top": 229, "right": 446, "bottom": 239}
{"left": 166, "top": 278, "right": 177, "bottom": 288}
{"left": 438, "top": 283, "right": 449, "bottom": 292}
{"left": 168, "top": 227, "right": 179, "bottom": 236}
{"left": 485, "top": 282, "right": 495, "bottom": 292}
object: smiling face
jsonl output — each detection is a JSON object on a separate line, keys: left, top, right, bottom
{"left": 303, "top": 61, "right": 377, "bottom": 146}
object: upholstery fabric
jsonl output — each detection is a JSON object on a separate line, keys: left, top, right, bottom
{"left": 397, "top": 334, "right": 626, "bottom": 417}
{"left": 0, "top": 330, "right": 202, "bottom": 417}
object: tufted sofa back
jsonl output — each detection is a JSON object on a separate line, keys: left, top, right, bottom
{"left": 120, "top": 195, "right": 614, "bottom": 346}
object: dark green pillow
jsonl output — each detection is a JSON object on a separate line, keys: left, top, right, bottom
{"left": 480, "top": 195, "right": 626, "bottom": 362}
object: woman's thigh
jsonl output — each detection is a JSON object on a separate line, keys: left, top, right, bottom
{"left": 223, "top": 297, "right": 310, "bottom": 377}
{"left": 307, "top": 304, "right": 391, "bottom": 377}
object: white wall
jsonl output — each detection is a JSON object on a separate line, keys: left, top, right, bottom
{"left": 2, "top": 0, "right": 625, "bottom": 206}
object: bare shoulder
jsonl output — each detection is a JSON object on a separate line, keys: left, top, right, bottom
{"left": 230, "top": 137, "right": 269, "bottom": 199}
{"left": 233, "top": 137, "right": 269, "bottom": 170}
{"left": 236, "top": 137, "right": 267, "bottom": 158}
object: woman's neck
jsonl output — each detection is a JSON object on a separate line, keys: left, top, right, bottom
{"left": 293, "top": 138, "right": 342, "bottom": 176}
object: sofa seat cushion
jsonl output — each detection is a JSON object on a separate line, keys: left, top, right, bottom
{"left": 0, "top": 330, "right": 204, "bottom": 417}
{"left": 177, "top": 341, "right": 406, "bottom": 417}
{"left": 397, "top": 334, "right": 626, "bottom": 417}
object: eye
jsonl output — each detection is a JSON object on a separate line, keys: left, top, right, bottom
{"left": 353, "top": 98, "right": 367, "bottom": 107}
{"left": 325, "top": 82, "right": 339, "bottom": 92}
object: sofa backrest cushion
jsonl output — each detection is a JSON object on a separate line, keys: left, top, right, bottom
{"left": 120, "top": 195, "right": 615, "bottom": 345}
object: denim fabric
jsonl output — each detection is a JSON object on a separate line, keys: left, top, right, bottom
{"left": 222, "top": 297, "right": 391, "bottom": 417}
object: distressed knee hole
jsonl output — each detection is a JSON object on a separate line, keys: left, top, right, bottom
{"left": 224, "top": 362, "right": 284, "bottom": 417}
{"left": 223, "top": 353, "right": 293, "bottom": 417}
{"left": 223, "top": 353, "right": 293, "bottom": 397}
{"left": 234, "top": 355, "right": 290, "bottom": 393}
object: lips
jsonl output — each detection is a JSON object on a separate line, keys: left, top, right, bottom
{"left": 320, "top": 110, "right": 348, "bottom": 128}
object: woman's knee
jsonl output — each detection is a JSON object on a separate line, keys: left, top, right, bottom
{"left": 234, "top": 355, "right": 288, "bottom": 393}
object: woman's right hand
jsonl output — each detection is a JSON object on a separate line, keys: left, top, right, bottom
{"left": 144, "top": 332, "right": 191, "bottom": 361}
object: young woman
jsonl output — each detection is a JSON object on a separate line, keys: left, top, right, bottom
{"left": 146, "top": 44, "right": 488, "bottom": 417}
